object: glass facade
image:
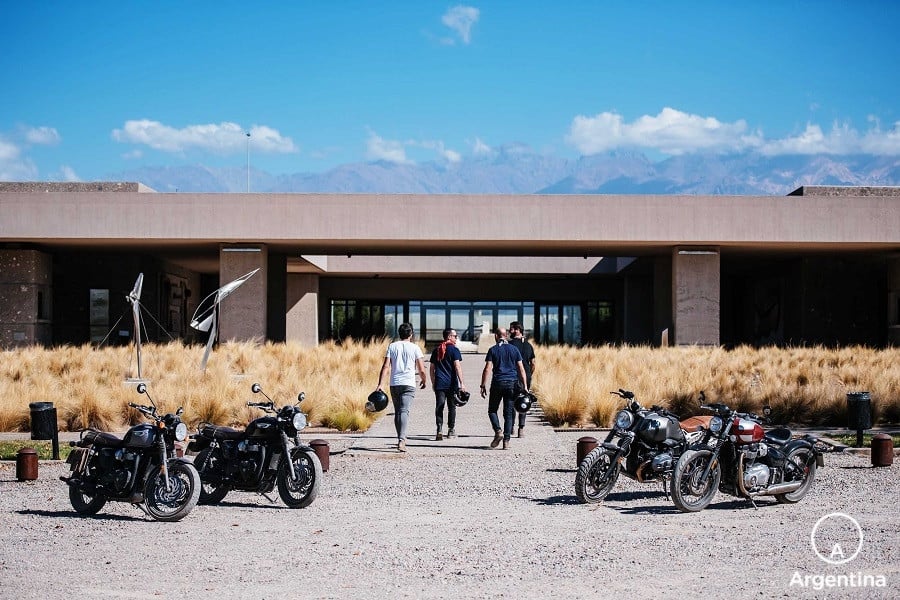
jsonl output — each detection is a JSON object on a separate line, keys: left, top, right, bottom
{"left": 328, "top": 299, "right": 617, "bottom": 347}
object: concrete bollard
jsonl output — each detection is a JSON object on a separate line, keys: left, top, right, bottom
{"left": 871, "top": 433, "right": 894, "bottom": 467}
{"left": 310, "top": 439, "right": 330, "bottom": 472}
{"left": 577, "top": 436, "right": 598, "bottom": 467}
{"left": 16, "top": 447, "right": 39, "bottom": 481}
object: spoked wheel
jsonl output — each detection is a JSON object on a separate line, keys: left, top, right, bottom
{"left": 575, "top": 447, "right": 620, "bottom": 503}
{"left": 277, "top": 448, "right": 322, "bottom": 508}
{"left": 775, "top": 447, "right": 817, "bottom": 504}
{"left": 68, "top": 487, "right": 107, "bottom": 515}
{"left": 143, "top": 461, "right": 201, "bottom": 522}
{"left": 194, "top": 449, "right": 229, "bottom": 505}
{"left": 671, "top": 449, "right": 720, "bottom": 513}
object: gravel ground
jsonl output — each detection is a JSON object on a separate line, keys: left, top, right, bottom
{"left": 1, "top": 351, "right": 898, "bottom": 599}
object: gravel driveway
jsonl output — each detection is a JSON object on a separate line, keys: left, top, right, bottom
{"left": 1, "top": 356, "right": 898, "bottom": 599}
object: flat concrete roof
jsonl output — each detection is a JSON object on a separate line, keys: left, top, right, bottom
{"left": 2, "top": 184, "right": 898, "bottom": 274}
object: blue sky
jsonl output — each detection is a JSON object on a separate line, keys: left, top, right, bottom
{"left": 2, "top": 1, "right": 899, "bottom": 181}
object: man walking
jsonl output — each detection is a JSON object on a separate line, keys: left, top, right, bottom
{"left": 429, "top": 328, "right": 467, "bottom": 440}
{"left": 480, "top": 327, "right": 528, "bottom": 450}
{"left": 508, "top": 321, "right": 535, "bottom": 438}
{"left": 374, "top": 323, "right": 427, "bottom": 452}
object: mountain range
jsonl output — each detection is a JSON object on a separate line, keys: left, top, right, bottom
{"left": 112, "top": 148, "right": 900, "bottom": 195}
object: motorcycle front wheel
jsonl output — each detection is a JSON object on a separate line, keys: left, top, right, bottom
{"left": 69, "top": 486, "right": 107, "bottom": 515}
{"left": 672, "top": 449, "right": 720, "bottom": 513}
{"left": 143, "top": 461, "right": 201, "bottom": 522}
{"left": 575, "top": 447, "right": 620, "bottom": 503}
{"left": 194, "top": 448, "right": 230, "bottom": 505}
{"left": 775, "top": 446, "right": 817, "bottom": 504}
{"left": 277, "top": 448, "right": 322, "bottom": 508}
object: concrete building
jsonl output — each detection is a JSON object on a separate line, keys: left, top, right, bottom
{"left": 1, "top": 182, "right": 898, "bottom": 349}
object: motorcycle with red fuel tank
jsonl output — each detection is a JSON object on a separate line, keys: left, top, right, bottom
{"left": 671, "top": 395, "right": 825, "bottom": 512}
{"left": 187, "top": 383, "right": 322, "bottom": 508}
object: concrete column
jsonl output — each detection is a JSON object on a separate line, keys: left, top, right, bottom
{"left": 286, "top": 274, "right": 319, "bottom": 346}
{"left": 672, "top": 247, "right": 720, "bottom": 345}
{"left": 219, "top": 244, "right": 267, "bottom": 342}
{"left": 0, "top": 249, "right": 52, "bottom": 348}
{"left": 888, "top": 255, "right": 900, "bottom": 346}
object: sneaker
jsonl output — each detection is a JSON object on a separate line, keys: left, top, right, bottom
{"left": 436, "top": 431, "right": 443, "bottom": 441}
{"left": 447, "top": 429, "right": 456, "bottom": 438}
{"left": 502, "top": 440, "right": 509, "bottom": 450}
{"left": 518, "top": 427, "right": 524, "bottom": 438}
{"left": 490, "top": 431, "right": 503, "bottom": 448}
{"left": 398, "top": 440, "right": 407, "bottom": 452}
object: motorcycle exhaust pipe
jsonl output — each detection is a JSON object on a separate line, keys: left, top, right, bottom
{"left": 758, "top": 481, "right": 803, "bottom": 496}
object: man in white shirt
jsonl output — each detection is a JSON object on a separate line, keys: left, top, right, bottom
{"left": 374, "top": 322, "right": 427, "bottom": 452}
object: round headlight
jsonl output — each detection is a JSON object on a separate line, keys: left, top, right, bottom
{"left": 709, "top": 416, "right": 723, "bottom": 433}
{"left": 174, "top": 422, "right": 188, "bottom": 441}
{"left": 614, "top": 410, "right": 634, "bottom": 431}
{"left": 292, "top": 412, "right": 308, "bottom": 431}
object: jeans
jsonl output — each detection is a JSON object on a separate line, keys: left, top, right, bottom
{"left": 390, "top": 385, "right": 415, "bottom": 441}
{"left": 434, "top": 389, "right": 457, "bottom": 431}
{"left": 487, "top": 380, "right": 517, "bottom": 440}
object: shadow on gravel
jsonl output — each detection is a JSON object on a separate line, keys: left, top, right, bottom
{"left": 213, "top": 500, "right": 284, "bottom": 509}
{"left": 546, "top": 468, "right": 577, "bottom": 474}
{"left": 17, "top": 508, "right": 146, "bottom": 522}
{"left": 523, "top": 494, "right": 583, "bottom": 506}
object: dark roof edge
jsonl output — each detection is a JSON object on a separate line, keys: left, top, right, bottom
{"left": 0, "top": 182, "right": 156, "bottom": 193}
{"left": 789, "top": 185, "right": 900, "bottom": 197}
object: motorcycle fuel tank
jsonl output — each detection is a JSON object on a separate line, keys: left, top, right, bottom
{"left": 637, "top": 414, "right": 685, "bottom": 444}
{"left": 245, "top": 416, "right": 280, "bottom": 439}
{"left": 122, "top": 423, "right": 156, "bottom": 448}
{"left": 732, "top": 418, "right": 765, "bottom": 444}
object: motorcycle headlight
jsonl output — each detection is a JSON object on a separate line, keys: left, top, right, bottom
{"left": 174, "top": 422, "right": 188, "bottom": 441}
{"left": 614, "top": 410, "right": 634, "bottom": 431}
{"left": 709, "top": 416, "right": 723, "bottom": 433}
{"left": 292, "top": 412, "right": 308, "bottom": 431}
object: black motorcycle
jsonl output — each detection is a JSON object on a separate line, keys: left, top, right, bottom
{"left": 575, "top": 389, "right": 705, "bottom": 503}
{"left": 187, "top": 383, "right": 322, "bottom": 508}
{"left": 671, "top": 398, "right": 825, "bottom": 512}
{"left": 61, "top": 382, "right": 201, "bottom": 522}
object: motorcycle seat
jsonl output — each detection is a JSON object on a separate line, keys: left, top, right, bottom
{"left": 680, "top": 416, "right": 713, "bottom": 432}
{"left": 764, "top": 428, "right": 792, "bottom": 445}
{"left": 81, "top": 429, "right": 125, "bottom": 448}
{"left": 200, "top": 424, "right": 244, "bottom": 441}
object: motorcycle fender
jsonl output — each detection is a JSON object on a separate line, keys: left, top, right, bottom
{"left": 168, "top": 457, "right": 195, "bottom": 469}
{"left": 186, "top": 437, "right": 210, "bottom": 453}
{"left": 782, "top": 438, "right": 819, "bottom": 467}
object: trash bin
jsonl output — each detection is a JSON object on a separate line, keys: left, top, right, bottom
{"left": 846, "top": 392, "right": 872, "bottom": 447}
{"left": 29, "top": 402, "right": 57, "bottom": 440}
{"left": 16, "top": 447, "right": 38, "bottom": 481}
{"left": 310, "top": 439, "right": 330, "bottom": 472}
{"left": 577, "top": 436, "right": 598, "bottom": 467}
{"left": 871, "top": 433, "right": 894, "bottom": 467}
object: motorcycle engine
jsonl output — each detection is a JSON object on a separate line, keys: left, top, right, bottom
{"left": 650, "top": 452, "right": 673, "bottom": 472}
{"left": 96, "top": 448, "right": 136, "bottom": 494}
{"left": 743, "top": 463, "right": 771, "bottom": 491}
{"left": 234, "top": 442, "right": 264, "bottom": 484}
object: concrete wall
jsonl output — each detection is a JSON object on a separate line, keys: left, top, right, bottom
{"left": 672, "top": 247, "right": 720, "bottom": 345}
{"left": 0, "top": 249, "right": 52, "bottom": 347}
{"left": 286, "top": 274, "right": 319, "bottom": 346}
{"left": 219, "top": 245, "right": 268, "bottom": 343}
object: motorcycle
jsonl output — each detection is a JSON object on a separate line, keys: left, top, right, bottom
{"left": 575, "top": 389, "right": 706, "bottom": 503}
{"left": 187, "top": 383, "right": 322, "bottom": 508}
{"left": 671, "top": 396, "right": 825, "bottom": 512}
{"left": 61, "top": 382, "right": 201, "bottom": 522}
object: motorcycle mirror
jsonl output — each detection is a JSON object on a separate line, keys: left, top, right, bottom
{"left": 763, "top": 405, "right": 772, "bottom": 416}
{"left": 251, "top": 383, "right": 262, "bottom": 394}
{"left": 176, "top": 407, "right": 184, "bottom": 416}
{"left": 698, "top": 391, "right": 706, "bottom": 404}
{"left": 298, "top": 392, "right": 306, "bottom": 403}
{"left": 137, "top": 382, "right": 147, "bottom": 395}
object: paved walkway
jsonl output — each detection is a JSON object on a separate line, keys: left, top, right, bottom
{"left": 346, "top": 351, "right": 556, "bottom": 457}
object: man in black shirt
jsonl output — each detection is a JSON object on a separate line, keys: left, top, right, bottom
{"left": 508, "top": 321, "right": 535, "bottom": 438}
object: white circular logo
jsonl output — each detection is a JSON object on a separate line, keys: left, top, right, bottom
{"left": 810, "top": 512, "right": 863, "bottom": 565}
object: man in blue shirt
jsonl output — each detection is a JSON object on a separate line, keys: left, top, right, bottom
{"left": 480, "top": 327, "right": 528, "bottom": 450}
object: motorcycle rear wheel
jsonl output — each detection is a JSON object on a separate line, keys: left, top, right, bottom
{"left": 69, "top": 486, "right": 106, "bottom": 515}
{"left": 775, "top": 447, "right": 817, "bottom": 504}
{"left": 672, "top": 449, "right": 720, "bottom": 513}
{"left": 194, "top": 449, "right": 230, "bottom": 505}
{"left": 143, "top": 461, "right": 201, "bottom": 522}
{"left": 277, "top": 448, "right": 322, "bottom": 508}
{"left": 575, "top": 447, "right": 620, "bottom": 503}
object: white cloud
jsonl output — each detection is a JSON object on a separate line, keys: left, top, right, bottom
{"left": 0, "top": 137, "right": 38, "bottom": 180}
{"left": 366, "top": 132, "right": 410, "bottom": 164}
{"left": 471, "top": 137, "right": 492, "bottom": 156}
{"left": 567, "top": 107, "right": 763, "bottom": 155}
{"left": 442, "top": 5, "right": 479, "bottom": 44}
{"left": 111, "top": 120, "right": 297, "bottom": 154}
{"left": 25, "top": 126, "right": 61, "bottom": 146}
{"left": 57, "top": 165, "right": 80, "bottom": 182}
{"left": 417, "top": 139, "right": 461, "bottom": 163}
{"left": 567, "top": 108, "right": 900, "bottom": 157}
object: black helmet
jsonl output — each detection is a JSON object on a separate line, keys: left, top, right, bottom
{"left": 514, "top": 391, "right": 535, "bottom": 414}
{"left": 366, "top": 390, "right": 389, "bottom": 412}
{"left": 454, "top": 390, "right": 471, "bottom": 407}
